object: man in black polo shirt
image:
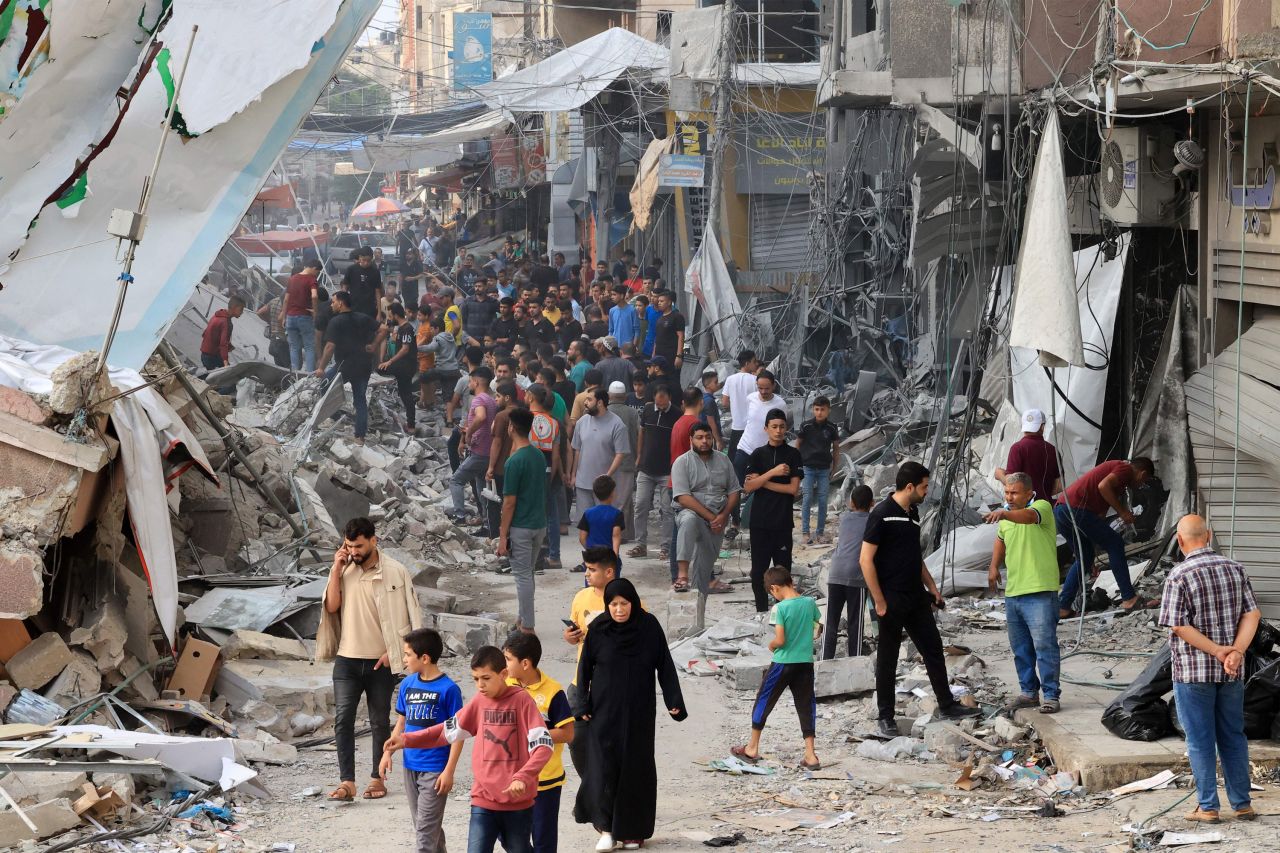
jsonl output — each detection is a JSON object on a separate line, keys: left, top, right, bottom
{"left": 743, "top": 408, "right": 803, "bottom": 611}
{"left": 315, "top": 291, "right": 379, "bottom": 445}
{"left": 342, "top": 247, "right": 383, "bottom": 319}
{"left": 861, "top": 461, "right": 980, "bottom": 736}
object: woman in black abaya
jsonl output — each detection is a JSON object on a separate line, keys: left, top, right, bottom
{"left": 574, "top": 578, "right": 687, "bottom": 851}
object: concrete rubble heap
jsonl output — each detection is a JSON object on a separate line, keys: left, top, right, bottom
{"left": 0, "top": 361, "right": 510, "bottom": 850}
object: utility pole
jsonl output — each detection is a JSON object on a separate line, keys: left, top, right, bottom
{"left": 703, "top": 0, "right": 735, "bottom": 248}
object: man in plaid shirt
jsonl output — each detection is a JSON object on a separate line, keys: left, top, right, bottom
{"left": 1158, "top": 514, "right": 1262, "bottom": 823}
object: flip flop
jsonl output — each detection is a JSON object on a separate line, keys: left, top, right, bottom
{"left": 1039, "top": 699, "right": 1061, "bottom": 714}
{"left": 672, "top": 579, "right": 690, "bottom": 593}
{"left": 730, "top": 745, "right": 760, "bottom": 764}
{"left": 799, "top": 758, "right": 822, "bottom": 771}
{"left": 363, "top": 779, "right": 387, "bottom": 799}
{"left": 707, "top": 581, "right": 733, "bottom": 595}
{"left": 328, "top": 782, "right": 356, "bottom": 802}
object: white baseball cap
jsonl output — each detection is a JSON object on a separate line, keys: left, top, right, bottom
{"left": 1022, "top": 408, "right": 1046, "bottom": 431}
{"left": 608, "top": 381, "right": 627, "bottom": 395}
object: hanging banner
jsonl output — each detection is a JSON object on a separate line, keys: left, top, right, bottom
{"left": 520, "top": 132, "right": 546, "bottom": 186}
{"left": 490, "top": 133, "right": 520, "bottom": 189}
{"left": 453, "top": 12, "right": 493, "bottom": 91}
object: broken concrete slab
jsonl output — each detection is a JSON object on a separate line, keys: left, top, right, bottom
{"left": 0, "top": 796, "right": 80, "bottom": 844}
{"left": 717, "top": 656, "right": 774, "bottom": 692}
{"left": 233, "top": 735, "right": 299, "bottom": 766}
{"left": 221, "top": 630, "right": 309, "bottom": 662}
{"left": 42, "top": 650, "right": 102, "bottom": 707}
{"left": 292, "top": 475, "right": 340, "bottom": 540}
{"left": 313, "top": 472, "right": 371, "bottom": 531}
{"left": 814, "top": 655, "right": 876, "bottom": 698}
{"left": 0, "top": 771, "right": 88, "bottom": 806}
{"left": 67, "top": 599, "right": 127, "bottom": 674}
{"left": 431, "top": 613, "right": 511, "bottom": 655}
{"left": 416, "top": 586, "right": 457, "bottom": 616}
{"left": 214, "top": 660, "right": 334, "bottom": 718}
{"left": 5, "top": 632, "right": 73, "bottom": 691}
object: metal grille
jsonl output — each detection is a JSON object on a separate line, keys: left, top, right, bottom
{"left": 750, "top": 194, "right": 816, "bottom": 270}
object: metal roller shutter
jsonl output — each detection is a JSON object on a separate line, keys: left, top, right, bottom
{"left": 750, "top": 193, "right": 816, "bottom": 270}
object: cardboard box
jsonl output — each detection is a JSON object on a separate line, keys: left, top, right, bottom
{"left": 165, "top": 638, "right": 221, "bottom": 701}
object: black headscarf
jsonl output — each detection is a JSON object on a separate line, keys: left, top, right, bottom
{"left": 591, "top": 578, "right": 648, "bottom": 656}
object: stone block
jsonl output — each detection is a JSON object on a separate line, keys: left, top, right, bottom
{"left": 431, "top": 613, "right": 510, "bottom": 654}
{"left": 221, "top": 630, "right": 309, "bottom": 662}
{"left": 6, "top": 632, "right": 72, "bottom": 691}
{"left": 0, "top": 771, "right": 88, "bottom": 806}
{"left": 0, "top": 543, "right": 43, "bottom": 621}
{"left": 214, "top": 659, "right": 333, "bottom": 717}
{"left": 0, "top": 796, "right": 80, "bottom": 845}
{"left": 922, "top": 722, "right": 970, "bottom": 762}
{"left": 235, "top": 698, "right": 290, "bottom": 737}
{"left": 663, "top": 598, "right": 700, "bottom": 641}
{"left": 416, "top": 587, "right": 457, "bottom": 615}
{"left": 718, "top": 656, "right": 774, "bottom": 692}
{"left": 233, "top": 736, "right": 298, "bottom": 766}
{"left": 42, "top": 650, "right": 101, "bottom": 706}
{"left": 0, "top": 386, "right": 53, "bottom": 426}
{"left": 813, "top": 655, "right": 876, "bottom": 698}
{"left": 355, "top": 445, "right": 389, "bottom": 470}
{"left": 990, "top": 715, "right": 1028, "bottom": 744}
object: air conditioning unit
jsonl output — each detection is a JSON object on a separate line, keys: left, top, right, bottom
{"left": 1099, "top": 126, "right": 1179, "bottom": 226}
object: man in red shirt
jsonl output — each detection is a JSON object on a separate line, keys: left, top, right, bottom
{"left": 284, "top": 259, "right": 321, "bottom": 371}
{"left": 995, "top": 409, "right": 1062, "bottom": 501}
{"left": 1055, "top": 457, "right": 1156, "bottom": 618}
{"left": 200, "top": 295, "right": 244, "bottom": 371}
{"left": 624, "top": 263, "right": 645, "bottom": 294}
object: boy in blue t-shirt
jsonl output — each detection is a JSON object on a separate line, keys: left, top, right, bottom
{"left": 379, "top": 628, "right": 465, "bottom": 853}
{"left": 576, "top": 475, "right": 625, "bottom": 576}
{"left": 731, "top": 567, "right": 823, "bottom": 771}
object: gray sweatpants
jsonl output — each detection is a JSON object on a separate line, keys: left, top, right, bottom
{"left": 676, "top": 509, "right": 723, "bottom": 594}
{"left": 404, "top": 767, "right": 448, "bottom": 853}
{"left": 634, "top": 471, "right": 673, "bottom": 547}
{"left": 509, "top": 526, "right": 546, "bottom": 630}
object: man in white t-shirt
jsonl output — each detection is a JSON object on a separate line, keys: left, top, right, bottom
{"left": 730, "top": 369, "right": 783, "bottom": 534}
{"left": 722, "top": 349, "right": 760, "bottom": 458}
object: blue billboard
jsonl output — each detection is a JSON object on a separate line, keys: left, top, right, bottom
{"left": 452, "top": 12, "right": 493, "bottom": 91}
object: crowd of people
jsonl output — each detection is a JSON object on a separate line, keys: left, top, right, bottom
{"left": 208, "top": 218, "right": 1265, "bottom": 849}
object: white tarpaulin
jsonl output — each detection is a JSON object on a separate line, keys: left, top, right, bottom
{"left": 0, "top": 335, "right": 216, "bottom": 647}
{"left": 1009, "top": 235, "right": 1129, "bottom": 483}
{"left": 473, "top": 28, "right": 668, "bottom": 113}
{"left": 1008, "top": 110, "right": 1083, "bottom": 368}
{"left": 353, "top": 109, "right": 509, "bottom": 172}
{"left": 684, "top": 235, "right": 743, "bottom": 354}
{"left": 0, "top": 0, "right": 379, "bottom": 370}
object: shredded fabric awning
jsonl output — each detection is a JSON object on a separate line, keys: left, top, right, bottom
{"left": 232, "top": 230, "right": 329, "bottom": 253}
{"left": 352, "top": 109, "right": 509, "bottom": 173}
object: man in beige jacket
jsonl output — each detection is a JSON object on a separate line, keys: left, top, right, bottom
{"left": 316, "top": 517, "right": 423, "bottom": 801}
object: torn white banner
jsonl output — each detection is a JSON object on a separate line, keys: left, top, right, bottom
{"left": 684, "top": 234, "right": 743, "bottom": 355}
{"left": 0, "top": 0, "right": 380, "bottom": 371}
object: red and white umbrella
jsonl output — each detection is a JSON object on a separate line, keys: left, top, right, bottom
{"left": 350, "top": 197, "right": 409, "bottom": 218}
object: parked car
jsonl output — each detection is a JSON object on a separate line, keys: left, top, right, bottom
{"left": 329, "top": 231, "right": 400, "bottom": 277}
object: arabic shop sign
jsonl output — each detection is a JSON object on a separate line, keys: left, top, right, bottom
{"left": 735, "top": 115, "right": 825, "bottom": 194}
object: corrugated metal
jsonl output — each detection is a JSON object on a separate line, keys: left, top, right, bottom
{"left": 1212, "top": 242, "right": 1280, "bottom": 307}
{"left": 1185, "top": 314, "right": 1280, "bottom": 618}
{"left": 750, "top": 194, "right": 817, "bottom": 270}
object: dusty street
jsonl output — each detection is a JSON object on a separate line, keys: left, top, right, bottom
{"left": 229, "top": 533, "right": 1278, "bottom": 852}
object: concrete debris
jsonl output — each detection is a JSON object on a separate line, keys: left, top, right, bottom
{"left": 221, "top": 629, "right": 310, "bottom": 661}
{"left": 0, "top": 796, "right": 81, "bottom": 844}
{"left": 5, "top": 632, "right": 73, "bottom": 691}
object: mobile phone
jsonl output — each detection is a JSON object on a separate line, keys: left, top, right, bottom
{"left": 561, "top": 619, "right": 577, "bottom": 629}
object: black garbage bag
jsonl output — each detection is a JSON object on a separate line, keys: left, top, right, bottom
{"left": 1102, "top": 645, "right": 1173, "bottom": 741}
{"left": 1244, "top": 655, "right": 1280, "bottom": 738}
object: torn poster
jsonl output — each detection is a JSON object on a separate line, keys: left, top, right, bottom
{"left": 0, "top": 0, "right": 380, "bottom": 371}
{"left": 684, "top": 234, "right": 743, "bottom": 355}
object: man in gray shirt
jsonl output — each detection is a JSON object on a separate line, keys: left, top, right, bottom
{"left": 824, "top": 484, "right": 873, "bottom": 659}
{"left": 607, "top": 380, "right": 640, "bottom": 543}
{"left": 596, "top": 336, "right": 636, "bottom": 390}
{"left": 569, "top": 387, "right": 630, "bottom": 514}
{"left": 672, "top": 422, "right": 740, "bottom": 610}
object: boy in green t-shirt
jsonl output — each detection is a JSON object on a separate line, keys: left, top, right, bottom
{"left": 731, "top": 567, "right": 823, "bottom": 770}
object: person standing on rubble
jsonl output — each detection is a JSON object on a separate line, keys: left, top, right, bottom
{"left": 985, "top": 472, "right": 1062, "bottom": 714}
{"left": 1158, "top": 514, "right": 1261, "bottom": 824}
{"left": 744, "top": 409, "right": 802, "bottom": 611}
{"left": 283, "top": 259, "right": 321, "bottom": 372}
{"left": 449, "top": 366, "right": 496, "bottom": 526}
{"left": 1055, "top": 457, "right": 1156, "bottom": 618}
{"left": 569, "top": 388, "right": 630, "bottom": 517}
{"left": 994, "top": 408, "right": 1062, "bottom": 501}
{"left": 343, "top": 246, "right": 383, "bottom": 320}
{"left": 861, "top": 461, "right": 981, "bottom": 737}
{"left": 199, "top": 294, "right": 243, "bottom": 372}
{"left": 318, "top": 517, "right": 423, "bottom": 802}
{"left": 315, "top": 291, "right": 379, "bottom": 445}
{"left": 376, "top": 302, "right": 419, "bottom": 436}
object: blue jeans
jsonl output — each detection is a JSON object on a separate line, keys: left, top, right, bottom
{"left": 800, "top": 467, "right": 831, "bottom": 535}
{"left": 450, "top": 454, "right": 489, "bottom": 518}
{"left": 1173, "top": 680, "right": 1251, "bottom": 812}
{"left": 1005, "top": 591, "right": 1061, "bottom": 701}
{"left": 467, "top": 805, "right": 532, "bottom": 853}
{"left": 343, "top": 371, "right": 370, "bottom": 439}
{"left": 285, "top": 314, "right": 315, "bottom": 371}
{"left": 1054, "top": 503, "right": 1135, "bottom": 612}
{"left": 531, "top": 786, "right": 560, "bottom": 853}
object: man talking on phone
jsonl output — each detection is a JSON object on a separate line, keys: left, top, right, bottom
{"left": 315, "top": 517, "right": 424, "bottom": 802}
{"left": 860, "top": 462, "right": 980, "bottom": 738}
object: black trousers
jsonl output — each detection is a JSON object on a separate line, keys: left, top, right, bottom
{"left": 749, "top": 526, "right": 793, "bottom": 612}
{"left": 823, "top": 583, "right": 867, "bottom": 659}
{"left": 751, "top": 662, "right": 816, "bottom": 738}
{"left": 565, "top": 682, "right": 591, "bottom": 779}
{"left": 874, "top": 592, "right": 954, "bottom": 721}
{"left": 333, "top": 655, "right": 394, "bottom": 782}
{"left": 379, "top": 366, "right": 416, "bottom": 429}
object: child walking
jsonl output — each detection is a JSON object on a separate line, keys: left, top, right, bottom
{"left": 577, "top": 475, "right": 625, "bottom": 575}
{"left": 379, "top": 628, "right": 464, "bottom": 853}
{"left": 824, "top": 485, "right": 874, "bottom": 659}
{"left": 731, "top": 567, "right": 823, "bottom": 770}
{"left": 503, "top": 633, "right": 575, "bottom": 853}
{"left": 385, "top": 646, "right": 553, "bottom": 853}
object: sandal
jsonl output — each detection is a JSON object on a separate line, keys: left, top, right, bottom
{"left": 328, "top": 782, "right": 356, "bottom": 802}
{"left": 1003, "top": 694, "right": 1039, "bottom": 713}
{"left": 707, "top": 580, "right": 733, "bottom": 595}
{"left": 730, "top": 745, "right": 760, "bottom": 764}
{"left": 672, "top": 578, "right": 690, "bottom": 593}
{"left": 627, "top": 544, "right": 648, "bottom": 557}
{"left": 1039, "top": 699, "right": 1061, "bottom": 714}
{"left": 363, "top": 779, "right": 387, "bottom": 799}
{"left": 799, "top": 758, "right": 822, "bottom": 771}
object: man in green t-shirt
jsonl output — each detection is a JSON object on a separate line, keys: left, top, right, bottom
{"left": 986, "top": 471, "right": 1062, "bottom": 714}
{"left": 730, "top": 567, "right": 823, "bottom": 771}
{"left": 499, "top": 408, "right": 548, "bottom": 634}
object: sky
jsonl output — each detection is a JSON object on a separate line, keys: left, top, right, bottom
{"left": 360, "top": 0, "right": 401, "bottom": 47}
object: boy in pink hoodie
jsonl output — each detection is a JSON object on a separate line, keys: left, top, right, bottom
{"left": 385, "top": 645, "right": 552, "bottom": 853}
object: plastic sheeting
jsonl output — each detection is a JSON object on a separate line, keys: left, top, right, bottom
{"left": 473, "top": 28, "right": 668, "bottom": 114}
{"left": 1008, "top": 235, "right": 1129, "bottom": 483}
{"left": 352, "top": 109, "right": 509, "bottom": 172}
{"left": 684, "top": 234, "right": 744, "bottom": 354}
{"left": 629, "top": 136, "right": 672, "bottom": 233}
{"left": 0, "top": 336, "right": 216, "bottom": 647}
{"left": 0, "top": 0, "right": 380, "bottom": 370}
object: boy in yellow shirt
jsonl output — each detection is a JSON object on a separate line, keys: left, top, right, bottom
{"left": 503, "top": 632, "right": 574, "bottom": 853}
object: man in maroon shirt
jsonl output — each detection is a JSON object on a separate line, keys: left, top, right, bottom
{"left": 284, "top": 259, "right": 321, "bottom": 371}
{"left": 995, "top": 409, "right": 1062, "bottom": 501}
{"left": 1055, "top": 457, "right": 1156, "bottom": 618}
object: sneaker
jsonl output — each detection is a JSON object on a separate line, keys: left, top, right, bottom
{"left": 939, "top": 703, "right": 982, "bottom": 720}
{"left": 546, "top": 558, "right": 562, "bottom": 570}
{"left": 876, "top": 718, "right": 899, "bottom": 738}
{"left": 571, "top": 563, "right": 586, "bottom": 573}
{"left": 595, "top": 832, "right": 616, "bottom": 851}
{"left": 622, "top": 843, "right": 641, "bottom": 851}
